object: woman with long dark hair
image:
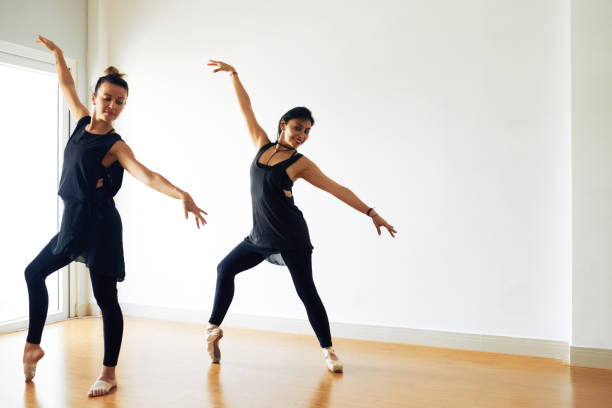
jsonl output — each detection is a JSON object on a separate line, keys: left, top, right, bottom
{"left": 23, "top": 35, "right": 208, "bottom": 397}
{"left": 206, "top": 60, "right": 396, "bottom": 373}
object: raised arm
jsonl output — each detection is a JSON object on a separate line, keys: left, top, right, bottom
{"left": 36, "top": 35, "right": 89, "bottom": 121}
{"left": 109, "top": 141, "right": 208, "bottom": 229}
{"left": 208, "top": 60, "right": 270, "bottom": 150}
{"left": 297, "top": 157, "right": 397, "bottom": 237}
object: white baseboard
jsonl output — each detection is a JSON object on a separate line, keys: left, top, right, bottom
{"left": 570, "top": 346, "right": 612, "bottom": 370}
{"left": 77, "top": 302, "right": 100, "bottom": 317}
{"left": 120, "top": 302, "right": 570, "bottom": 361}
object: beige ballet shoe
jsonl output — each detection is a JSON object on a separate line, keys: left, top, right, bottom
{"left": 323, "top": 347, "right": 344, "bottom": 373}
{"left": 87, "top": 379, "right": 115, "bottom": 397}
{"left": 206, "top": 327, "right": 224, "bottom": 363}
{"left": 24, "top": 363, "right": 37, "bottom": 382}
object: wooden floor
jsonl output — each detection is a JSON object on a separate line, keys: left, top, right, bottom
{"left": 1, "top": 318, "right": 611, "bottom": 407}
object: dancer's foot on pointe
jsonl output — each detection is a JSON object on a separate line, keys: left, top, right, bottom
{"left": 87, "top": 375, "right": 117, "bottom": 397}
{"left": 23, "top": 342, "right": 45, "bottom": 382}
{"left": 206, "top": 324, "right": 224, "bottom": 363}
{"left": 323, "top": 347, "right": 343, "bottom": 373}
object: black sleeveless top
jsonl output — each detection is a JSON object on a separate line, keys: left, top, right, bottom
{"left": 52, "top": 116, "right": 126, "bottom": 281}
{"left": 246, "top": 142, "right": 313, "bottom": 256}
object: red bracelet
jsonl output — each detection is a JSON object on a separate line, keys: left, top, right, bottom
{"left": 366, "top": 207, "right": 374, "bottom": 216}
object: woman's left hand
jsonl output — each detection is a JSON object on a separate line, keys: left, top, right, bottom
{"left": 370, "top": 211, "right": 397, "bottom": 237}
{"left": 182, "top": 192, "right": 208, "bottom": 229}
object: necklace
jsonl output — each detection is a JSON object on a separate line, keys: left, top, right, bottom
{"left": 266, "top": 142, "right": 296, "bottom": 166}
{"left": 276, "top": 141, "right": 294, "bottom": 151}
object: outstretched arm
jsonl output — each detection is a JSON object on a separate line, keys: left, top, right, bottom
{"left": 36, "top": 35, "right": 89, "bottom": 121}
{"left": 109, "top": 141, "right": 208, "bottom": 229}
{"left": 208, "top": 60, "right": 270, "bottom": 150}
{"left": 298, "top": 157, "right": 397, "bottom": 237}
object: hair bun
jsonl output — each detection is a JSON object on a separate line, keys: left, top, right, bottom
{"left": 104, "top": 66, "right": 125, "bottom": 78}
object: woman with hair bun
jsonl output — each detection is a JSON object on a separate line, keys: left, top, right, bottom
{"left": 23, "top": 35, "right": 208, "bottom": 397}
{"left": 206, "top": 60, "right": 397, "bottom": 373}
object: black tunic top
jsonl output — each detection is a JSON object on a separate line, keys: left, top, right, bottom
{"left": 246, "top": 142, "right": 313, "bottom": 262}
{"left": 52, "top": 116, "right": 126, "bottom": 281}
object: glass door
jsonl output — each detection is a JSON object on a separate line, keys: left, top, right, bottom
{"left": 0, "top": 41, "right": 72, "bottom": 333}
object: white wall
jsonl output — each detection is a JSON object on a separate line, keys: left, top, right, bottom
{"left": 0, "top": 0, "right": 88, "bottom": 107}
{"left": 105, "top": 0, "right": 571, "bottom": 342}
{"left": 572, "top": 0, "right": 612, "bottom": 349}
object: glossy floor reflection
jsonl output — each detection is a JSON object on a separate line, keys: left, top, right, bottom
{"left": 207, "top": 363, "right": 341, "bottom": 408}
{"left": 1, "top": 317, "right": 611, "bottom": 407}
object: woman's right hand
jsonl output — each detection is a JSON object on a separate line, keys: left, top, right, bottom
{"left": 36, "top": 35, "right": 61, "bottom": 54}
{"left": 208, "top": 60, "right": 236, "bottom": 74}
{"left": 35, "top": 35, "right": 88, "bottom": 120}
{"left": 208, "top": 58, "right": 269, "bottom": 148}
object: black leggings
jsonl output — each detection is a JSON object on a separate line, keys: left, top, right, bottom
{"left": 24, "top": 236, "right": 123, "bottom": 367}
{"left": 209, "top": 240, "right": 332, "bottom": 348}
